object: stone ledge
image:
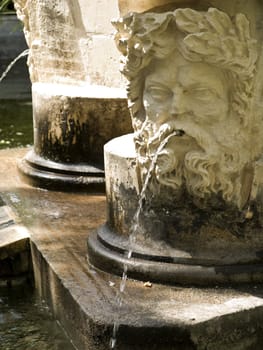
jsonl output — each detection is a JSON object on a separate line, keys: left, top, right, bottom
{"left": 33, "top": 233, "right": 263, "bottom": 349}
{"left": 0, "top": 225, "right": 30, "bottom": 257}
{"left": 0, "top": 202, "right": 31, "bottom": 284}
{"left": 0, "top": 205, "right": 15, "bottom": 228}
{"left": 1, "top": 148, "right": 263, "bottom": 349}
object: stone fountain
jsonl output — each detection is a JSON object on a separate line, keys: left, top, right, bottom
{"left": 88, "top": 0, "right": 263, "bottom": 285}
{"left": 3, "top": 1, "right": 263, "bottom": 349}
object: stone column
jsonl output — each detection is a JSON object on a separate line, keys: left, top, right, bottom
{"left": 88, "top": 0, "right": 263, "bottom": 284}
{"left": 14, "top": 0, "right": 132, "bottom": 191}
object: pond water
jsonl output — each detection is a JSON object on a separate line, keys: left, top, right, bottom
{"left": 0, "top": 100, "right": 33, "bottom": 149}
{"left": 0, "top": 101, "right": 76, "bottom": 349}
{"left": 0, "top": 284, "right": 76, "bottom": 350}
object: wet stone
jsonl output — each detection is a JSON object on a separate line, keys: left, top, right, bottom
{"left": 0, "top": 206, "right": 15, "bottom": 228}
{"left": 1, "top": 147, "right": 263, "bottom": 348}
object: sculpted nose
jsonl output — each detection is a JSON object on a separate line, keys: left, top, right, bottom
{"left": 169, "top": 87, "right": 186, "bottom": 115}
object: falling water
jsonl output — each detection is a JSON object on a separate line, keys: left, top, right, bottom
{"left": 0, "top": 49, "right": 29, "bottom": 83}
{"left": 110, "top": 129, "right": 180, "bottom": 349}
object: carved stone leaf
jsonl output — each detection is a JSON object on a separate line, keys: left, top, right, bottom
{"left": 229, "top": 38, "right": 247, "bottom": 57}
{"left": 235, "top": 13, "right": 251, "bottom": 41}
{"left": 134, "top": 12, "right": 171, "bottom": 35}
{"left": 206, "top": 8, "right": 232, "bottom": 35}
{"left": 184, "top": 33, "right": 222, "bottom": 57}
{"left": 175, "top": 8, "right": 204, "bottom": 33}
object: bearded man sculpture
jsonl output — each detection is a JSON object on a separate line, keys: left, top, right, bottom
{"left": 115, "top": 7, "right": 259, "bottom": 209}
{"left": 88, "top": 7, "right": 263, "bottom": 284}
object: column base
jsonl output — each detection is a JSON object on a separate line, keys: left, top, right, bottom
{"left": 87, "top": 224, "right": 263, "bottom": 286}
{"left": 18, "top": 149, "right": 105, "bottom": 192}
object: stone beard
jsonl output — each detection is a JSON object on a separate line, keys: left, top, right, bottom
{"left": 114, "top": 8, "right": 259, "bottom": 210}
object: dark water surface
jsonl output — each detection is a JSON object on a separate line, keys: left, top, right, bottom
{"left": 0, "top": 101, "right": 76, "bottom": 349}
{"left": 0, "top": 284, "right": 76, "bottom": 350}
{"left": 0, "top": 100, "right": 33, "bottom": 149}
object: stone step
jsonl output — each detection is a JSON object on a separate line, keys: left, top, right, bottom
{"left": 0, "top": 205, "right": 15, "bottom": 229}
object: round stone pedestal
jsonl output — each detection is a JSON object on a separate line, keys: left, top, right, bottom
{"left": 87, "top": 134, "right": 263, "bottom": 285}
{"left": 18, "top": 83, "right": 131, "bottom": 191}
{"left": 19, "top": 149, "right": 105, "bottom": 192}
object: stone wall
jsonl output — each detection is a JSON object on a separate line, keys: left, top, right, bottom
{"left": 14, "top": 0, "right": 125, "bottom": 89}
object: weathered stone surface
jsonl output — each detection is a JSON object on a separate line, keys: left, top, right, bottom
{"left": 2, "top": 147, "right": 263, "bottom": 349}
{"left": 118, "top": 0, "right": 263, "bottom": 16}
{"left": 0, "top": 205, "right": 14, "bottom": 228}
{"left": 17, "top": 83, "right": 131, "bottom": 191}
{"left": 31, "top": 84, "right": 130, "bottom": 164}
{"left": 118, "top": 0, "right": 192, "bottom": 15}
{"left": 104, "top": 134, "right": 139, "bottom": 236}
{"left": 88, "top": 136, "right": 263, "bottom": 285}
{"left": 14, "top": 0, "right": 125, "bottom": 88}
{"left": 0, "top": 201, "right": 31, "bottom": 283}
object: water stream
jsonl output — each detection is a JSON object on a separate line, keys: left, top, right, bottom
{"left": 0, "top": 48, "right": 32, "bottom": 149}
{"left": 110, "top": 130, "right": 179, "bottom": 349}
{"left": 0, "top": 49, "right": 29, "bottom": 83}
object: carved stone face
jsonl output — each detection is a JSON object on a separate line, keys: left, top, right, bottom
{"left": 143, "top": 49, "right": 230, "bottom": 145}
{"left": 140, "top": 49, "right": 248, "bottom": 206}
{"left": 114, "top": 8, "right": 259, "bottom": 208}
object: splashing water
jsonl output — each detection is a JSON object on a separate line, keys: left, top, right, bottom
{"left": 0, "top": 49, "right": 29, "bottom": 83}
{"left": 110, "top": 130, "right": 179, "bottom": 349}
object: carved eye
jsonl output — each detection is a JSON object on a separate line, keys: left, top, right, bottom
{"left": 189, "top": 87, "right": 217, "bottom": 101}
{"left": 147, "top": 86, "right": 173, "bottom": 102}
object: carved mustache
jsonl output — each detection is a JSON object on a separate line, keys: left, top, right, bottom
{"left": 153, "top": 119, "right": 214, "bottom": 150}
{"left": 148, "top": 121, "right": 188, "bottom": 147}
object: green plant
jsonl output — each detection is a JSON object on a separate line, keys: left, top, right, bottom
{"left": 0, "top": 0, "right": 14, "bottom": 12}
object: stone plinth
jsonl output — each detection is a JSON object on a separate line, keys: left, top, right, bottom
{"left": 18, "top": 83, "right": 131, "bottom": 191}
{"left": 88, "top": 135, "right": 263, "bottom": 285}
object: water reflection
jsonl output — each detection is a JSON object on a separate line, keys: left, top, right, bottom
{"left": 0, "top": 284, "right": 76, "bottom": 350}
{"left": 0, "top": 100, "right": 33, "bottom": 149}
